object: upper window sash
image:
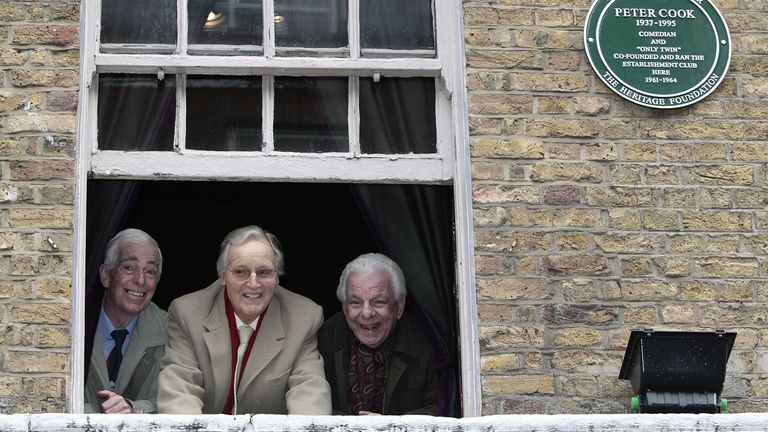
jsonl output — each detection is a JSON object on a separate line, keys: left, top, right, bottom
{"left": 83, "top": 0, "right": 456, "bottom": 183}
{"left": 98, "top": 0, "right": 436, "bottom": 59}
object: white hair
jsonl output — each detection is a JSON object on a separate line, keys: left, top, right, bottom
{"left": 103, "top": 228, "right": 162, "bottom": 273}
{"left": 336, "top": 253, "right": 406, "bottom": 302}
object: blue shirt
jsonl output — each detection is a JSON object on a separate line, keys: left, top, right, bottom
{"left": 97, "top": 303, "right": 139, "bottom": 388}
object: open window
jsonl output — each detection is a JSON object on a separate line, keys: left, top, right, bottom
{"left": 73, "top": 0, "right": 478, "bottom": 416}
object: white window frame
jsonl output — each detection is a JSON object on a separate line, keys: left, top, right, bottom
{"left": 72, "top": 0, "right": 480, "bottom": 415}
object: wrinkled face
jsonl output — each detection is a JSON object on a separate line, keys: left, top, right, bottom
{"left": 100, "top": 242, "right": 161, "bottom": 328}
{"left": 342, "top": 270, "right": 405, "bottom": 349}
{"left": 221, "top": 237, "right": 278, "bottom": 324}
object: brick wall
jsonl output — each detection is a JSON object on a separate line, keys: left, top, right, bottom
{"left": 465, "top": 0, "right": 768, "bottom": 415}
{"left": 1, "top": 0, "right": 767, "bottom": 416}
{"left": 0, "top": 0, "right": 78, "bottom": 413}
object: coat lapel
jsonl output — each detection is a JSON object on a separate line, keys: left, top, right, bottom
{"left": 332, "top": 315, "right": 352, "bottom": 413}
{"left": 385, "top": 356, "right": 407, "bottom": 412}
{"left": 202, "top": 288, "right": 231, "bottom": 413}
{"left": 115, "top": 306, "right": 166, "bottom": 393}
{"left": 90, "top": 332, "right": 110, "bottom": 393}
{"left": 238, "top": 291, "right": 285, "bottom": 394}
{"left": 333, "top": 348, "right": 350, "bottom": 413}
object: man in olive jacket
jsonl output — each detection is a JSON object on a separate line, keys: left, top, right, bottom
{"left": 85, "top": 228, "right": 167, "bottom": 414}
{"left": 317, "top": 253, "right": 438, "bottom": 415}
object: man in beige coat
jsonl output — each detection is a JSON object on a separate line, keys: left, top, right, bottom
{"left": 157, "top": 226, "right": 330, "bottom": 414}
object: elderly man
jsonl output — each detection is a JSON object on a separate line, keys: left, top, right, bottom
{"left": 318, "top": 253, "right": 439, "bottom": 415}
{"left": 85, "top": 228, "right": 168, "bottom": 414}
{"left": 157, "top": 225, "right": 330, "bottom": 414}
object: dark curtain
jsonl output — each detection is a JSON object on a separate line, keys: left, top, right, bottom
{"left": 352, "top": 184, "right": 458, "bottom": 417}
{"left": 359, "top": 77, "right": 436, "bottom": 154}
{"left": 83, "top": 180, "right": 143, "bottom": 384}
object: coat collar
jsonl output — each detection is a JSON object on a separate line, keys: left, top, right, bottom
{"left": 93, "top": 303, "right": 167, "bottom": 395}
{"left": 330, "top": 311, "right": 414, "bottom": 414}
{"left": 238, "top": 291, "right": 284, "bottom": 393}
{"left": 202, "top": 285, "right": 230, "bottom": 413}
{"left": 202, "top": 283, "right": 286, "bottom": 412}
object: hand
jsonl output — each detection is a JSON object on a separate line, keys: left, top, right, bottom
{"left": 97, "top": 389, "right": 134, "bottom": 414}
{"left": 358, "top": 411, "right": 381, "bottom": 415}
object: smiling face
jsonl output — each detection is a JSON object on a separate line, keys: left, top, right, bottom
{"left": 342, "top": 270, "right": 405, "bottom": 349}
{"left": 221, "top": 237, "right": 278, "bottom": 324}
{"left": 100, "top": 241, "right": 161, "bottom": 328}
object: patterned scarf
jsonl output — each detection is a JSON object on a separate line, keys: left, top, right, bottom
{"left": 348, "top": 335, "right": 393, "bottom": 414}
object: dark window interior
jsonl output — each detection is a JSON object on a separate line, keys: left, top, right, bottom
{"left": 360, "top": 0, "right": 434, "bottom": 51}
{"left": 97, "top": 74, "right": 176, "bottom": 151}
{"left": 186, "top": 75, "right": 263, "bottom": 151}
{"left": 101, "top": 0, "right": 177, "bottom": 45}
{"left": 85, "top": 179, "right": 460, "bottom": 416}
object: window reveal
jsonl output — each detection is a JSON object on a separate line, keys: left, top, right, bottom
{"left": 77, "top": 0, "right": 477, "bottom": 416}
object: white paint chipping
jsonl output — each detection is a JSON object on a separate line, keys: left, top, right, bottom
{"left": 21, "top": 98, "right": 57, "bottom": 147}
{"left": 3, "top": 413, "right": 768, "bottom": 432}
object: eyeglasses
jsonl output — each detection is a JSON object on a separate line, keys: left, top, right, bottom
{"left": 117, "top": 262, "right": 160, "bottom": 280}
{"left": 228, "top": 267, "right": 277, "bottom": 281}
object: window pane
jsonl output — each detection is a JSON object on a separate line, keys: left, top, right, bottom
{"left": 189, "top": 0, "right": 263, "bottom": 49}
{"left": 97, "top": 74, "right": 176, "bottom": 151}
{"left": 274, "top": 0, "right": 348, "bottom": 53}
{"left": 360, "top": 77, "right": 436, "bottom": 154}
{"left": 101, "top": 0, "right": 176, "bottom": 46}
{"left": 186, "top": 76, "right": 263, "bottom": 151}
{"left": 274, "top": 77, "right": 348, "bottom": 153}
{"left": 361, "top": 0, "right": 433, "bottom": 51}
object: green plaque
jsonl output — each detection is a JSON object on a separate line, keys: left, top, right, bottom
{"left": 585, "top": 0, "right": 731, "bottom": 109}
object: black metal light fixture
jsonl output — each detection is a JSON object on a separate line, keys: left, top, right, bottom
{"left": 618, "top": 329, "right": 737, "bottom": 413}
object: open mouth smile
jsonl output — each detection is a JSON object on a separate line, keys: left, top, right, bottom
{"left": 126, "top": 289, "right": 145, "bottom": 297}
{"left": 243, "top": 292, "right": 264, "bottom": 299}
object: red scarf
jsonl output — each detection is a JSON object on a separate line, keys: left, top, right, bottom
{"left": 222, "top": 292, "right": 268, "bottom": 414}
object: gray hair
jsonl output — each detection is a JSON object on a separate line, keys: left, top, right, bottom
{"left": 216, "top": 225, "right": 285, "bottom": 278}
{"left": 336, "top": 253, "right": 406, "bottom": 302}
{"left": 103, "top": 228, "right": 163, "bottom": 273}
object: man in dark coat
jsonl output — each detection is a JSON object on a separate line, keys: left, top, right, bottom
{"left": 318, "top": 253, "right": 438, "bottom": 415}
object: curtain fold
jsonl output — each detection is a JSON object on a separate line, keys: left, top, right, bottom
{"left": 83, "top": 180, "right": 142, "bottom": 384}
{"left": 352, "top": 183, "right": 459, "bottom": 417}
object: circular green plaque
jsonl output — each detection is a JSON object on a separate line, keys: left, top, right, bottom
{"left": 585, "top": 0, "right": 731, "bottom": 109}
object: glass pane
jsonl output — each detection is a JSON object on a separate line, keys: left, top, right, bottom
{"left": 186, "top": 76, "right": 263, "bottom": 151}
{"left": 274, "top": 0, "right": 348, "bottom": 51}
{"left": 274, "top": 77, "right": 348, "bottom": 152}
{"left": 189, "top": 0, "right": 263, "bottom": 48}
{"left": 360, "top": 77, "right": 436, "bottom": 154}
{"left": 361, "top": 0, "right": 433, "bottom": 51}
{"left": 97, "top": 74, "right": 176, "bottom": 151}
{"left": 101, "top": 0, "right": 176, "bottom": 45}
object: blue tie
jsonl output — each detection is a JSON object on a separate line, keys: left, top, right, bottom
{"left": 107, "top": 329, "right": 129, "bottom": 384}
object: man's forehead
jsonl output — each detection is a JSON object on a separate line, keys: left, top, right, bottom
{"left": 349, "top": 269, "right": 390, "bottom": 283}
{"left": 228, "top": 237, "right": 275, "bottom": 258}
{"left": 348, "top": 285, "right": 390, "bottom": 293}
{"left": 347, "top": 272, "right": 393, "bottom": 295}
{"left": 118, "top": 242, "right": 160, "bottom": 261}
{"left": 119, "top": 254, "right": 160, "bottom": 264}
